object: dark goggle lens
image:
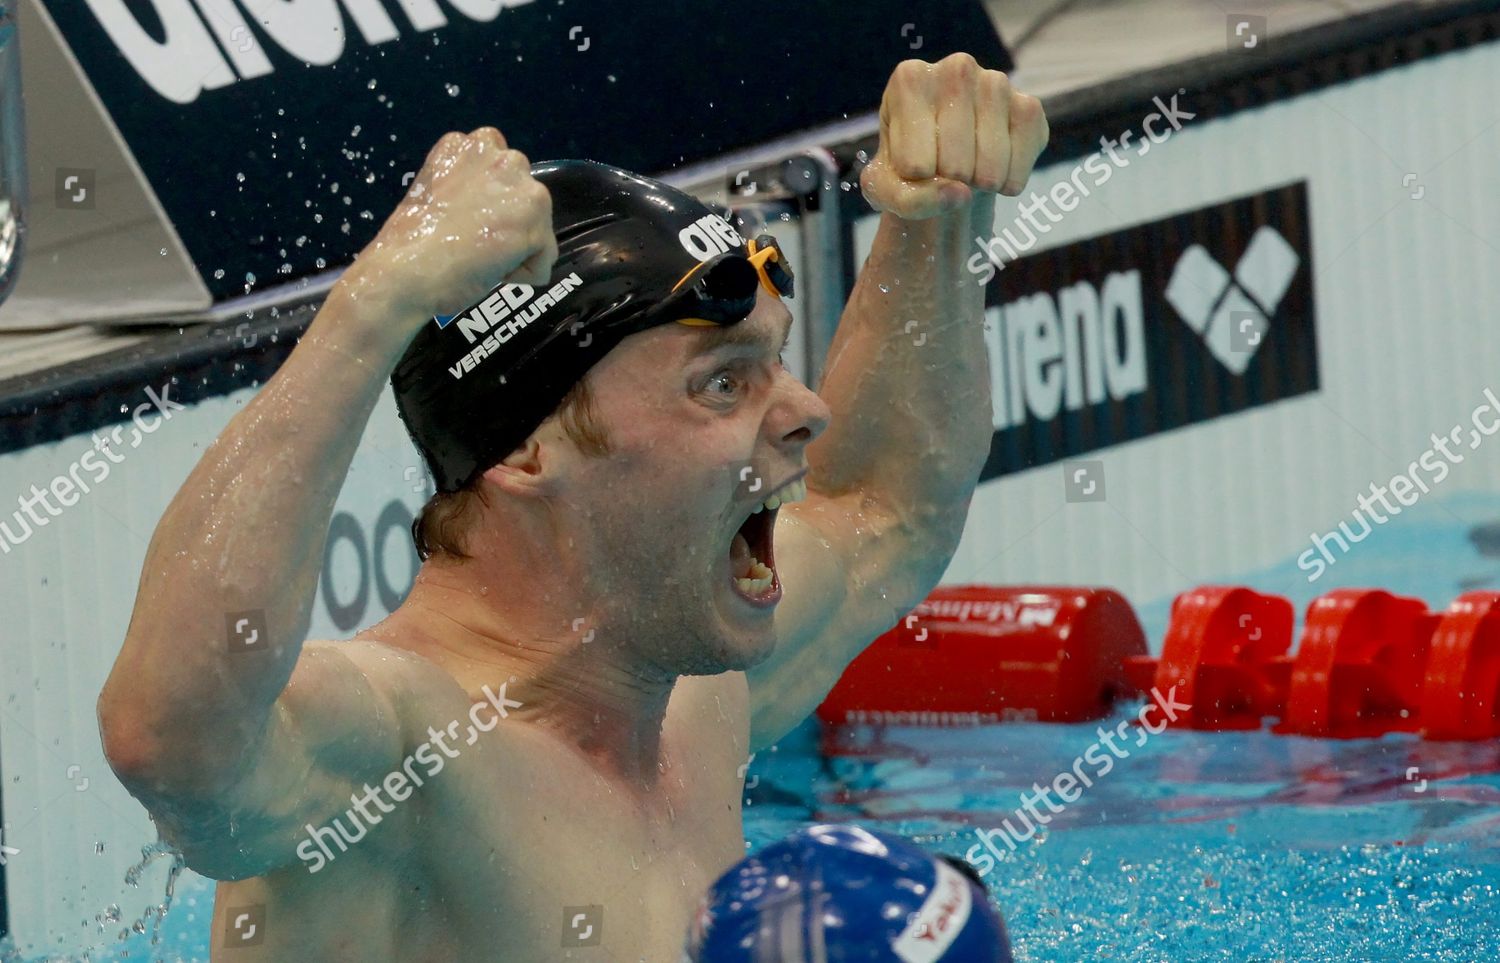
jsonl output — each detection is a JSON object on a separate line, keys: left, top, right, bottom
{"left": 667, "top": 255, "right": 760, "bottom": 324}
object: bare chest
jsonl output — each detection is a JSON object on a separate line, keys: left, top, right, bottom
{"left": 409, "top": 719, "right": 746, "bottom": 958}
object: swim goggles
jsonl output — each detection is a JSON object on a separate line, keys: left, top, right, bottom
{"left": 662, "top": 234, "right": 795, "bottom": 328}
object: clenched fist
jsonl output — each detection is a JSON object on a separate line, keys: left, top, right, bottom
{"left": 354, "top": 127, "right": 558, "bottom": 323}
{"left": 861, "top": 53, "right": 1049, "bottom": 220}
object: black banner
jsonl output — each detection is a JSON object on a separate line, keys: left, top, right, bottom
{"left": 974, "top": 181, "right": 1319, "bottom": 481}
{"left": 42, "top": 0, "right": 1008, "bottom": 301}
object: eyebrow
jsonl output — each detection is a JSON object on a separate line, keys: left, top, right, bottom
{"left": 691, "top": 311, "right": 794, "bottom": 356}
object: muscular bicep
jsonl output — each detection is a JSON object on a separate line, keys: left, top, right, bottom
{"left": 142, "top": 641, "right": 407, "bottom": 880}
{"left": 747, "top": 489, "right": 937, "bottom": 748}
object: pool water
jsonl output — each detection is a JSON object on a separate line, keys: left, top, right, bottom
{"left": 742, "top": 713, "right": 1500, "bottom": 962}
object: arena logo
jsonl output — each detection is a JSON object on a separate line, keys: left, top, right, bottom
{"left": 1164, "top": 226, "right": 1301, "bottom": 376}
{"left": 976, "top": 182, "right": 1318, "bottom": 482}
{"left": 982, "top": 270, "right": 1147, "bottom": 431}
{"left": 81, "top": 0, "right": 538, "bottom": 105}
{"left": 678, "top": 213, "right": 744, "bottom": 262}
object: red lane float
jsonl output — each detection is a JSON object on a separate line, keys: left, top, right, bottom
{"left": 820, "top": 582, "right": 1500, "bottom": 740}
{"left": 1421, "top": 591, "right": 1500, "bottom": 740}
{"left": 1125, "top": 586, "right": 1500, "bottom": 740}
{"left": 1122, "top": 586, "right": 1295, "bottom": 730}
{"left": 1276, "top": 589, "right": 1436, "bottom": 738}
{"left": 816, "top": 585, "right": 1147, "bottom": 726}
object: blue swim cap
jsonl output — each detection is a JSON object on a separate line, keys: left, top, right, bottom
{"left": 685, "top": 824, "right": 1012, "bottom": 962}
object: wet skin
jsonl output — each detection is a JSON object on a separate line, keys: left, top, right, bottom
{"left": 99, "top": 53, "right": 1048, "bottom": 960}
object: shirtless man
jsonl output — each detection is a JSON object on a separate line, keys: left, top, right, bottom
{"left": 98, "top": 54, "right": 1047, "bottom": 960}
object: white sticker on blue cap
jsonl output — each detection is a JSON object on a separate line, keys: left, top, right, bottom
{"left": 893, "top": 859, "right": 973, "bottom": 962}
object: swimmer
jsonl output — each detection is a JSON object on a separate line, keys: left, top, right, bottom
{"left": 686, "top": 824, "right": 1013, "bottom": 962}
{"left": 97, "top": 54, "right": 1047, "bottom": 961}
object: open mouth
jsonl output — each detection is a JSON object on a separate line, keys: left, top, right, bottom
{"left": 729, "top": 477, "right": 807, "bottom": 606}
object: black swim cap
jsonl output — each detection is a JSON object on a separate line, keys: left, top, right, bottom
{"left": 391, "top": 159, "right": 791, "bottom": 493}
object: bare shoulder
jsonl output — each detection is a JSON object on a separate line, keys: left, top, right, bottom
{"left": 290, "top": 637, "right": 483, "bottom": 750}
{"left": 294, "top": 638, "right": 453, "bottom": 714}
{"left": 300, "top": 636, "right": 467, "bottom": 702}
{"left": 149, "top": 639, "right": 457, "bottom": 878}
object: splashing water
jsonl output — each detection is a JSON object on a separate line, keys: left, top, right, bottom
{"left": 117, "top": 841, "right": 187, "bottom": 955}
{"left": 0, "top": 840, "right": 187, "bottom": 962}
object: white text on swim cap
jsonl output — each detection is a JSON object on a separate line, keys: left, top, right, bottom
{"left": 678, "top": 213, "right": 744, "bottom": 262}
{"left": 892, "top": 858, "right": 973, "bottom": 962}
{"left": 447, "top": 273, "right": 583, "bottom": 380}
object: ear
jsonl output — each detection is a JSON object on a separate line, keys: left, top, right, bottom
{"left": 481, "top": 430, "right": 563, "bottom": 498}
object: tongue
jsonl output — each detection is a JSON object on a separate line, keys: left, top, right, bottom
{"left": 731, "top": 531, "right": 755, "bottom": 577}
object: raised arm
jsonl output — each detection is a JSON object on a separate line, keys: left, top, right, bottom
{"left": 97, "top": 128, "right": 557, "bottom": 876}
{"left": 746, "top": 55, "right": 1048, "bottom": 748}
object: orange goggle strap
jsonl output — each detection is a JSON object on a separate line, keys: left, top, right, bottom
{"left": 747, "top": 236, "right": 794, "bottom": 299}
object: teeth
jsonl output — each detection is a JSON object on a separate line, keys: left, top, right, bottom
{"left": 731, "top": 478, "right": 806, "bottom": 598}
{"left": 734, "top": 552, "right": 772, "bottom": 579}
{"left": 733, "top": 550, "right": 774, "bottom": 595}
{"left": 735, "top": 560, "right": 775, "bottom": 596}
{"left": 755, "top": 477, "right": 807, "bottom": 514}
